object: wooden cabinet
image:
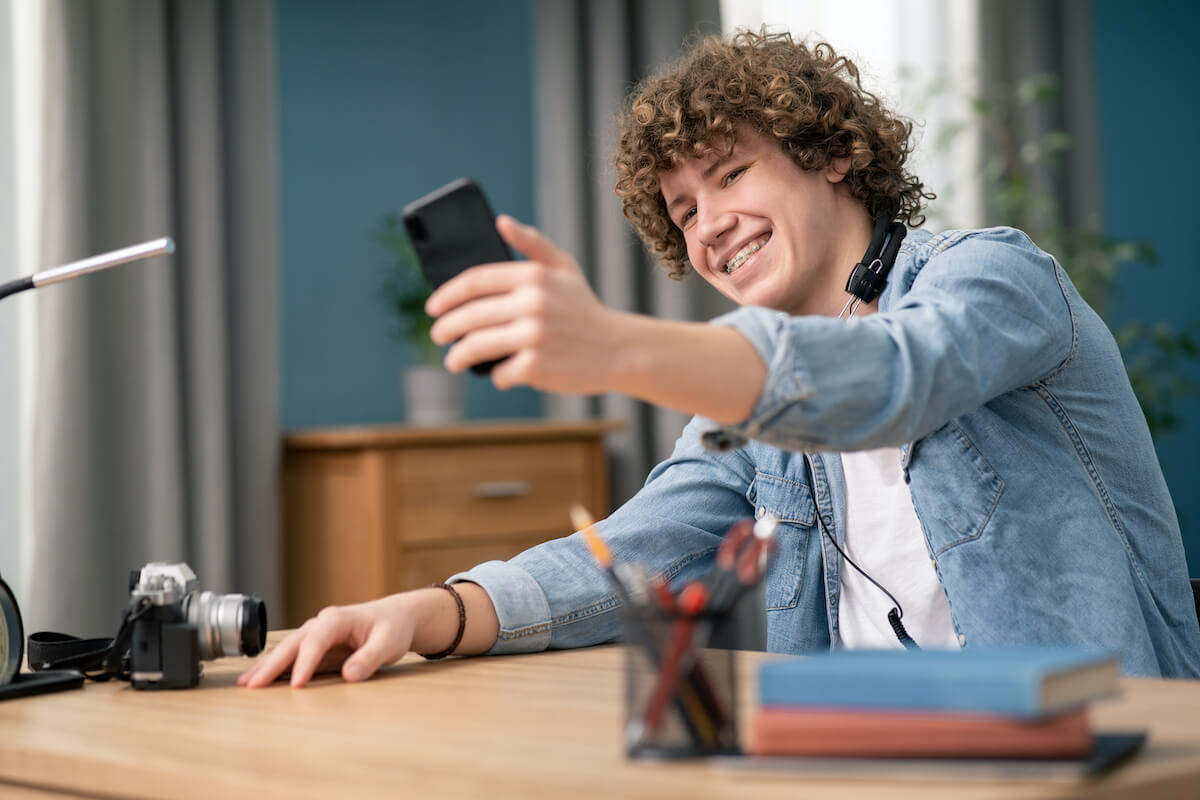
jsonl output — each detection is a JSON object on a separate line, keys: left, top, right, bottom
{"left": 281, "top": 419, "right": 622, "bottom": 625}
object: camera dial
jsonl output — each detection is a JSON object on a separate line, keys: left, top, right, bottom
{"left": 130, "top": 562, "right": 198, "bottom": 606}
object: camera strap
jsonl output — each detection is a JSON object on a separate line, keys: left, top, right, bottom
{"left": 26, "top": 632, "right": 116, "bottom": 679}
{"left": 27, "top": 597, "right": 152, "bottom": 682}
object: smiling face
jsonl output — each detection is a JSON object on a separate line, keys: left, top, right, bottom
{"left": 658, "top": 126, "right": 873, "bottom": 316}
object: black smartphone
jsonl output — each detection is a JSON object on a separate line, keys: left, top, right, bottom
{"left": 402, "top": 177, "right": 514, "bottom": 375}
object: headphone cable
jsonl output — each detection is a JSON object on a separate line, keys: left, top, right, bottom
{"left": 804, "top": 454, "right": 920, "bottom": 650}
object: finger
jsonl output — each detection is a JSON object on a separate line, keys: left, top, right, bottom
{"left": 312, "top": 644, "right": 356, "bottom": 676}
{"left": 495, "top": 215, "right": 578, "bottom": 273}
{"left": 443, "top": 318, "right": 536, "bottom": 376}
{"left": 340, "top": 623, "right": 408, "bottom": 683}
{"left": 239, "top": 630, "right": 304, "bottom": 686}
{"left": 287, "top": 610, "right": 355, "bottom": 688}
{"left": 487, "top": 349, "right": 524, "bottom": 391}
{"left": 425, "top": 262, "right": 535, "bottom": 318}
{"left": 288, "top": 636, "right": 342, "bottom": 689}
{"left": 239, "top": 629, "right": 307, "bottom": 688}
{"left": 429, "top": 290, "right": 527, "bottom": 348}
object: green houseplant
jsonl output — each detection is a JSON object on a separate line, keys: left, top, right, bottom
{"left": 374, "top": 213, "right": 439, "bottom": 366}
{"left": 374, "top": 213, "right": 463, "bottom": 425}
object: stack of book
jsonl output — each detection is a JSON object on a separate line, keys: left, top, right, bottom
{"left": 747, "top": 647, "right": 1121, "bottom": 760}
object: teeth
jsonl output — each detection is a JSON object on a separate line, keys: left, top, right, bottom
{"left": 726, "top": 238, "right": 766, "bottom": 273}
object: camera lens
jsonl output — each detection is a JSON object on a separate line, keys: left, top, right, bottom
{"left": 184, "top": 591, "right": 267, "bottom": 660}
{"left": 240, "top": 596, "right": 267, "bottom": 656}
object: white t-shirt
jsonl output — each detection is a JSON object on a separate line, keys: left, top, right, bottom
{"left": 838, "top": 447, "right": 960, "bottom": 650}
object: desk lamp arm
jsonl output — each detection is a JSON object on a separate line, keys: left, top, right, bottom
{"left": 0, "top": 237, "right": 175, "bottom": 301}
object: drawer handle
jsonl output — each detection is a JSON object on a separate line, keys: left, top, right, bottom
{"left": 472, "top": 480, "right": 531, "bottom": 499}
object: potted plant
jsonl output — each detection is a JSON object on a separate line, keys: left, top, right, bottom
{"left": 374, "top": 213, "right": 463, "bottom": 426}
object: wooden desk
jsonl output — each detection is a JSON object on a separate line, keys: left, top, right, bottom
{"left": 282, "top": 419, "right": 622, "bottom": 625}
{"left": 2, "top": 637, "right": 1199, "bottom": 799}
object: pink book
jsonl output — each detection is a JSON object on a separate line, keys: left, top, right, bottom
{"left": 747, "top": 707, "right": 1093, "bottom": 759}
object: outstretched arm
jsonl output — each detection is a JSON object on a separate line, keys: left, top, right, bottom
{"left": 425, "top": 215, "right": 767, "bottom": 425}
{"left": 237, "top": 582, "right": 499, "bottom": 688}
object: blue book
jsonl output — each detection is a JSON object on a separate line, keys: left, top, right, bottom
{"left": 758, "top": 648, "right": 1120, "bottom": 719}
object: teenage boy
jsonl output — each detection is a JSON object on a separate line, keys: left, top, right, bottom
{"left": 240, "top": 31, "right": 1199, "bottom": 689}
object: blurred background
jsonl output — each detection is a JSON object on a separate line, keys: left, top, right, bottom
{"left": 1, "top": 0, "right": 1196, "bottom": 635}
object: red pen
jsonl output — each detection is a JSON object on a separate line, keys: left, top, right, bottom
{"left": 709, "top": 517, "right": 776, "bottom": 611}
{"left": 644, "top": 581, "right": 711, "bottom": 737}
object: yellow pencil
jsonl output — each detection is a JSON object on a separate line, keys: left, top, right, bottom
{"left": 570, "top": 504, "right": 611, "bottom": 568}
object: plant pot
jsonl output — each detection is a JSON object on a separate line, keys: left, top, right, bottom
{"left": 403, "top": 364, "right": 464, "bottom": 427}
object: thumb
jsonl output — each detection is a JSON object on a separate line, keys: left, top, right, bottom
{"left": 496, "top": 214, "right": 579, "bottom": 273}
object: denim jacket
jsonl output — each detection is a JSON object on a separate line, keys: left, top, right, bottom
{"left": 452, "top": 227, "right": 1200, "bottom": 678}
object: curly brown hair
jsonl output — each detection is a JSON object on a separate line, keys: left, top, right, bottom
{"left": 614, "top": 29, "right": 931, "bottom": 279}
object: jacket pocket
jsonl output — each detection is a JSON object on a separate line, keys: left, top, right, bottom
{"left": 746, "top": 471, "right": 816, "bottom": 611}
{"left": 909, "top": 421, "right": 1005, "bottom": 556}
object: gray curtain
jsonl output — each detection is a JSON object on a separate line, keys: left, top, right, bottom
{"left": 533, "top": 0, "right": 730, "bottom": 506}
{"left": 27, "top": 0, "right": 280, "bottom": 636}
{"left": 977, "top": 1, "right": 1101, "bottom": 248}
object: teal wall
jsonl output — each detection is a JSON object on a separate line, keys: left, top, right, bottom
{"left": 1092, "top": 2, "right": 1200, "bottom": 573}
{"left": 275, "top": 2, "right": 1199, "bottom": 572}
{"left": 277, "top": 0, "right": 540, "bottom": 429}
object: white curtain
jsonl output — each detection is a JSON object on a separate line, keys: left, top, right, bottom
{"left": 0, "top": 0, "right": 43, "bottom": 617}
{"left": 719, "top": 0, "right": 1102, "bottom": 242}
{"left": 720, "top": 0, "right": 986, "bottom": 230}
{"left": 0, "top": 0, "right": 20, "bottom": 601}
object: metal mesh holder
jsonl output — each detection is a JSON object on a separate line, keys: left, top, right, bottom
{"left": 621, "top": 606, "right": 741, "bottom": 759}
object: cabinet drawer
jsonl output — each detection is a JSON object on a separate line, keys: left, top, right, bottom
{"left": 388, "top": 440, "right": 591, "bottom": 545}
{"left": 392, "top": 538, "right": 555, "bottom": 592}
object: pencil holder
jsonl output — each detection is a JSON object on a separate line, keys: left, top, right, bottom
{"left": 620, "top": 605, "right": 741, "bottom": 759}
{"left": 615, "top": 513, "right": 772, "bottom": 759}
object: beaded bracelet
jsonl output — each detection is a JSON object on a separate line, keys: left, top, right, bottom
{"left": 419, "top": 582, "right": 466, "bottom": 660}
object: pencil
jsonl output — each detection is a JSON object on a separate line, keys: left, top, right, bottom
{"left": 570, "top": 504, "right": 613, "bottom": 567}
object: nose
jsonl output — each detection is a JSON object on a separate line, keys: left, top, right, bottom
{"left": 696, "top": 202, "right": 735, "bottom": 248}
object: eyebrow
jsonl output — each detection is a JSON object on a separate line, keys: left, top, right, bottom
{"left": 665, "top": 153, "right": 732, "bottom": 216}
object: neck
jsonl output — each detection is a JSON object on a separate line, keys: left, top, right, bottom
{"left": 808, "top": 200, "right": 876, "bottom": 318}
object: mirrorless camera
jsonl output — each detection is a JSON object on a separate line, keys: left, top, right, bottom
{"left": 126, "top": 562, "right": 266, "bottom": 689}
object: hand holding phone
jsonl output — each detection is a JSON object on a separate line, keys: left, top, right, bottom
{"left": 418, "top": 189, "right": 626, "bottom": 398}
{"left": 402, "top": 178, "right": 513, "bottom": 374}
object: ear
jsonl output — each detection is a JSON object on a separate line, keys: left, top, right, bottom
{"left": 825, "top": 158, "right": 851, "bottom": 184}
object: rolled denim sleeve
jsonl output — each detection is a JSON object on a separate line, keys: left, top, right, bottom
{"left": 451, "top": 416, "right": 758, "bottom": 654}
{"left": 710, "top": 228, "right": 1074, "bottom": 452}
{"left": 447, "top": 560, "right": 555, "bottom": 654}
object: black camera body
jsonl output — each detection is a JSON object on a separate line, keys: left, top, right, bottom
{"left": 127, "top": 563, "right": 265, "bottom": 690}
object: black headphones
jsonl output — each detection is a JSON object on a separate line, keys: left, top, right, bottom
{"left": 840, "top": 212, "right": 907, "bottom": 317}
